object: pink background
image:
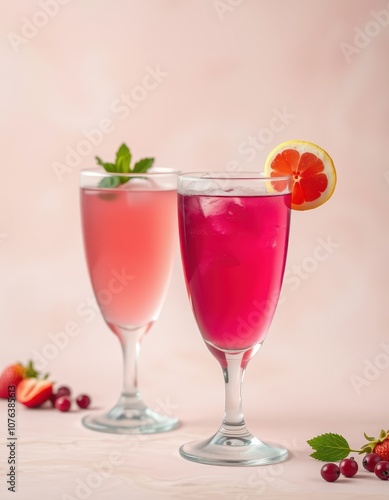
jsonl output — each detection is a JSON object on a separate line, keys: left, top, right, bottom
{"left": 0, "top": 1, "right": 388, "bottom": 498}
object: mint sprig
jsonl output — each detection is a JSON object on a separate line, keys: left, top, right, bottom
{"left": 95, "top": 143, "right": 154, "bottom": 188}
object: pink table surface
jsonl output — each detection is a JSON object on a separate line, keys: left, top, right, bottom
{"left": 0, "top": 399, "right": 387, "bottom": 500}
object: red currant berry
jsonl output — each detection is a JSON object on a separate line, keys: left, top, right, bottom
{"left": 76, "top": 394, "right": 91, "bottom": 409}
{"left": 56, "top": 385, "right": 71, "bottom": 397}
{"left": 55, "top": 396, "right": 71, "bottom": 412}
{"left": 321, "top": 463, "right": 340, "bottom": 482}
{"left": 363, "top": 453, "right": 382, "bottom": 472}
{"left": 339, "top": 457, "right": 358, "bottom": 477}
{"left": 374, "top": 461, "right": 389, "bottom": 480}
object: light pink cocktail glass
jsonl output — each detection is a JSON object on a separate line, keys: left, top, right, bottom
{"left": 80, "top": 168, "right": 179, "bottom": 434}
{"left": 178, "top": 172, "right": 292, "bottom": 465}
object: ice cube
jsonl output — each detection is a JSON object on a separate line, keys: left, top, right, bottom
{"left": 199, "top": 196, "right": 243, "bottom": 218}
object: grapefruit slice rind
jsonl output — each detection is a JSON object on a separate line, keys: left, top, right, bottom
{"left": 264, "top": 140, "right": 336, "bottom": 211}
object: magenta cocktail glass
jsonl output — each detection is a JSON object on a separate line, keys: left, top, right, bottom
{"left": 178, "top": 171, "right": 292, "bottom": 465}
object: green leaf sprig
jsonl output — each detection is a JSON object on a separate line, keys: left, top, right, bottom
{"left": 307, "top": 429, "right": 389, "bottom": 461}
{"left": 307, "top": 433, "right": 359, "bottom": 461}
{"left": 95, "top": 143, "right": 154, "bottom": 188}
{"left": 22, "top": 360, "right": 49, "bottom": 380}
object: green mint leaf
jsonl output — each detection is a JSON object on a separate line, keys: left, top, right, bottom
{"left": 95, "top": 145, "right": 154, "bottom": 190}
{"left": 307, "top": 433, "right": 352, "bottom": 461}
{"left": 98, "top": 176, "right": 121, "bottom": 189}
{"left": 95, "top": 156, "right": 105, "bottom": 167}
{"left": 133, "top": 157, "right": 154, "bottom": 173}
{"left": 115, "top": 143, "right": 131, "bottom": 173}
{"left": 115, "top": 143, "right": 131, "bottom": 162}
{"left": 95, "top": 157, "right": 116, "bottom": 173}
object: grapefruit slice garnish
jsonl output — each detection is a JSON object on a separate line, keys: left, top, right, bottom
{"left": 264, "top": 140, "right": 336, "bottom": 210}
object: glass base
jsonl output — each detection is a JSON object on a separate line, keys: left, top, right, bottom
{"left": 82, "top": 404, "right": 180, "bottom": 434}
{"left": 179, "top": 430, "right": 288, "bottom": 466}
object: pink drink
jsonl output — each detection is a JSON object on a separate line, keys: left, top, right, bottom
{"left": 81, "top": 186, "right": 176, "bottom": 328}
{"left": 178, "top": 192, "right": 291, "bottom": 351}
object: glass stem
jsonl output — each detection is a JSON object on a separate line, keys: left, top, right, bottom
{"left": 220, "top": 353, "right": 248, "bottom": 436}
{"left": 113, "top": 324, "right": 150, "bottom": 409}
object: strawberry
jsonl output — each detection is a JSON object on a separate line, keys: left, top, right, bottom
{"left": 361, "top": 429, "right": 389, "bottom": 461}
{"left": 0, "top": 363, "right": 26, "bottom": 398}
{"left": 374, "top": 438, "right": 389, "bottom": 461}
{"left": 16, "top": 378, "right": 53, "bottom": 408}
{"left": 0, "top": 360, "right": 40, "bottom": 398}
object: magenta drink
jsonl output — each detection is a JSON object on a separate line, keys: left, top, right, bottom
{"left": 178, "top": 192, "right": 291, "bottom": 352}
{"left": 177, "top": 172, "right": 292, "bottom": 466}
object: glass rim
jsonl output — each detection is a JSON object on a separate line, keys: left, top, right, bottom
{"left": 80, "top": 166, "right": 180, "bottom": 178}
{"left": 178, "top": 171, "right": 292, "bottom": 182}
